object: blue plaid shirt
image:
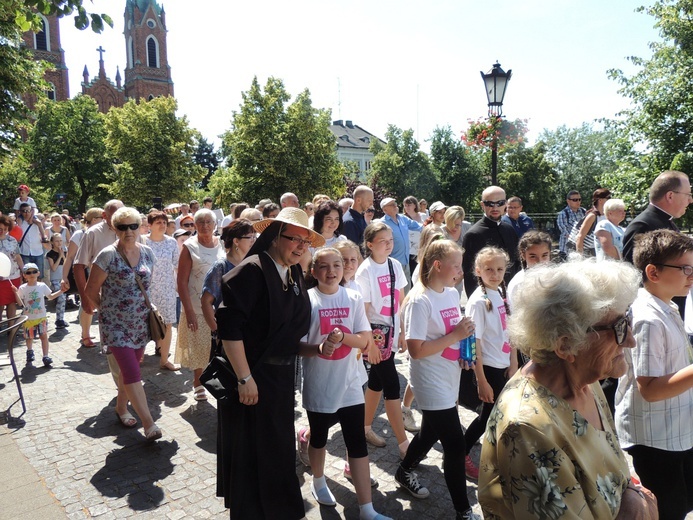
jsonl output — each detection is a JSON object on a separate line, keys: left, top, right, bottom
{"left": 557, "top": 206, "right": 585, "bottom": 252}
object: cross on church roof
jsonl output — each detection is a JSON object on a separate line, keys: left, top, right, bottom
{"left": 96, "top": 46, "right": 105, "bottom": 61}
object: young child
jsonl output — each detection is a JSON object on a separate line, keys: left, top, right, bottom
{"left": 301, "top": 248, "right": 390, "bottom": 520}
{"left": 400, "top": 239, "right": 480, "bottom": 519}
{"left": 615, "top": 229, "right": 693, "bottom": 520}
{"left": 334, "top": 239, "right": 362, "bottom": 292}
{"left": 14, "top": 262, "right": 64, "bottom": 366}
{"left": 355, "top": 222, "right": 410, "bottom": 459}
{"left": 46, "top": 233, "right": 68, "bottom": 329}
{"left": 463, "top": 247, "right": 517, "bottom": 479}
{"left": 506, "top": 230, "right": 552, "bottom": 310}
{"left": 13, "top": 184, "right": 37, "bottom": 211}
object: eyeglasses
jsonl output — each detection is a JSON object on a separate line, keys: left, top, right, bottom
{"left": 590, "top": 312, "right": 632, "bottom": 346}
{"left": 568, "top": 198, "right": 582, "bottom": 202}
{"left": 654, "top": 263, "right": 693, "bottom": 276}
{"left": 115, "top": 223, "right": 140, "bottom": 231}
{"left": 366, "top": 209, "right": 375, "bottom": 214}
{"left": 280, "top": 234, "right": 311, "bottom": 247}
{"left": 182, "top": 223, "right": 195, "bottom": 228}
{"left": 673, "top": 191, "right": 693, "bottom": 198}
{"left": 24, "top": 270, "right": 39, "bottom": 275}
{"left": 21, "top": 210, "right": 32, "bottom": 214}
{"left": 239, "top": 235, "right": 257, "bottom": 241}
{"left": 482, "top": 200, "right": 506, "bottom": 207}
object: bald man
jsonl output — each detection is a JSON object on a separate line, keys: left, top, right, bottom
{"left": 460, "top": 186, "right": 520, "bottom": 297}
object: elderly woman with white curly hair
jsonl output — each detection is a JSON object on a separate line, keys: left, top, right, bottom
{"left": 478, "top": 259, "right": 658, "bottom": 520}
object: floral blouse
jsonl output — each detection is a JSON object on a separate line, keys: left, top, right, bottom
{"left": 479, "top": 373, "right": 631, "bottom": 520}
{"left": 0, "top": 235, "right": 21, "bottom": 280}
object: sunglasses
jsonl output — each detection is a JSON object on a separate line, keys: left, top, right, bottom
{"left": 21, "top": 210, "right": 32, "bottom": 214}
{"left": 24, "top": 270, "right": 39, "bottom": 275}
{"left": 182, "top": 223, "right": 195, "bottom": 228}
{"left": 568, "top": 198, "right": 582, "bottom": 202}
{"left": 115, "top": 223, "right": 140, "bottom": 231}
{"left": 590, "top": 311, "right": 632, "bottom": 346}
{"left": 238, "top": 235, "right": 257, "bottom": 241}
{"left": 482, "top": 200, "right": 506, "bottom": 207}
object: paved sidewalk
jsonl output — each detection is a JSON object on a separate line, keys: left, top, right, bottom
{"left": 1, "top": 305, "right": 689, "bottom": 519}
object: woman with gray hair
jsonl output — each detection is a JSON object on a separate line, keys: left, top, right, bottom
{"left": 595, "top": 198, "right": 627, "bottom": 261}
{"left": 478, "top": 259, "right": 658, "bottom": 519}
{"left": 175, "top": 208, "right": 224, "bottom": 401}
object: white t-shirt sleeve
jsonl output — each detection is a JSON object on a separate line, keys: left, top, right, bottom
{"left": 405, "top": 297, "right": 431, "bottom": 341}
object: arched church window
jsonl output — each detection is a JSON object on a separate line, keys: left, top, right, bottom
{"left": 35, "top": 17, "right": 48, "bottom": 51}
{"left": 147, "top": 37, "right": 159, "bottom": 68}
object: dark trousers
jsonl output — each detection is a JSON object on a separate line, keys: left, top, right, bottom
{"left": 402, "top": 407, "right": 470, "bottom": 513}
{"left": 464, "top": 365, "right": 507, "bottom": 453}
{"left": 627, "top": 444, "right": 693, "bottom": 520}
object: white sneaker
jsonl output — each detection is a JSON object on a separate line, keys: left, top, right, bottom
{"left": 402, "top": 407, "right": 420, "bottom": 432}
{"left": 311, "top": 480, "right": 336, "bottom": 507}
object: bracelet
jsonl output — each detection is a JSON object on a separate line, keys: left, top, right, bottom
{"left": 339, "top": 330, "right": 345, "bottom": 343}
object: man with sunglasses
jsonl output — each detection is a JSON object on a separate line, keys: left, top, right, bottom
{"left": 557, "top": 190, "right": 586, "bottom": 260}
{"left": 461, "top": 185, "right": 520, "bottom": 298}
{"left": 17, "top": 203, "right": 49, "bottom": 281}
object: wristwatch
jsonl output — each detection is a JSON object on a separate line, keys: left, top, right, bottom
{"left": 238, "top": 374, "right": 252, "bottom": 385}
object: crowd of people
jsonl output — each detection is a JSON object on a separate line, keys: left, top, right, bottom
{"left": 1, "top": 174, "right": 692, "bottom": 520}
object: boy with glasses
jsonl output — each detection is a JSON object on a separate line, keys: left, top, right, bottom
{"left": 615, "top": 229, "right": 693, "bottom": 520}
{"left": 14, "top": 263, "right": 64, "bottom": 366}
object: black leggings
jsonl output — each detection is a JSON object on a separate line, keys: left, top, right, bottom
{"left": 367, "top": 354, "right": 400, "bottom": 400}
{"left": 307, "top": 404, "right": 368, "bottom": 459}
{"left": 627, "top": 444, "right": 693, "bottom": 520}
{"left": 464, "top": 365, "right": 508, "bottom": 454}
{"left": 402, "top": 407, "right": 470, "bottom": 513}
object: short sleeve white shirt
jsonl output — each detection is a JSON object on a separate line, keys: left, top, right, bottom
{"left": 301, "top": 286, "right": 370, "bottom": 413}
{"left": 594, "top": 220, "right": 625, "bottom": 261}
{"left": 466, "top": 286, "right": 511, "bottom": 369}
{"left": 18, "top": 282, "right": 52, "bottom": 319}
{"left": 404, "top": 287, "right": 462, "bottom": 410}
{"left": 615, "top": 288, "right": 693, "bottom": 451}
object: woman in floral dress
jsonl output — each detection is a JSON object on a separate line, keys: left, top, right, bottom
{"left": 85, "top": 207, "right": 161, "bottom": 440}
{"left": 145, "top": 210, "right": 180, "bottom": 371}
{"left": 478, "top": 259, "right": 658, "bottom": 519}
{"left": 0, "top": 215, "right": 24, "bottom": 320}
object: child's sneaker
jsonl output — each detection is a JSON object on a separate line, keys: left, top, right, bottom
{"left": 465, "top": 455, "right": 479, "bottom": 480}
{"left": 395, "top": 466, "right": 429, "bottom": 499}
{"left": 55, "top": 320, "right": 68, "bottom": 329}
{"left": 42, "top": 356, "right": 52, "bottom": 367}
{"left": 26, "top": 350, "right": 35, "bottom": 363}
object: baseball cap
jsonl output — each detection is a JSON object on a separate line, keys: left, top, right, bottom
{"left": 23, "top": 262, "right": 39, "bottom": 272}
{"left": 380, "top": 197, "right": 397, "bottom": 209}
{"left": 429, "top": 201, "right": 447, "bottom": 213}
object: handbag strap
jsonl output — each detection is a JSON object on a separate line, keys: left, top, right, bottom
{"left": 115, "top": 246, "right": 154, "bottom": 310}
{"left": 18, "top": 222, "right": 33, "bottom": 249}
{"left": 387, "top": 258, "right": 395, "bottom": 330}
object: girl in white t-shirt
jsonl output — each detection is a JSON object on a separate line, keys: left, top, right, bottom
{"left": 302, "top": 248, "right": 390, "bottom": 520}
{"left": 400, "top": 239, "right": 479, "bottom": 517}
{"left": 506, "top": 230, "right": 552, "bottom": 311}
{"left": 355, "top": 222, "right": 410, "bottom": 459}
{"left": 334, "top": 239, "right": 362, "bottom": 293}
{"left": 463, "top": 247, "right": 518, "bottom": 479}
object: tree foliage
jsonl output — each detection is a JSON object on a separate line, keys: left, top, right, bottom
{"left": 105, "top": 97, "right": 204, "bottom": 209}
{"left": 193, "top": 135, "right": 220, "bottom": 190}
{"left": 7, "top": 0, "right": 113, "bottom": 33}
{"left": 23, "top": 95, "right": 111, "bottom": 213}
{"left": 369, "top": 125, "right": 438, "bottom": 202}
{"left": 429, "top": 125, "right": 484, "bottom": 211}
{"left": 498, "top": 142, "right": 557, "bottom": 213}
{"left": 609, "top": 0, "right": 693, "bottom": 170}
{"left": 214, "top": 77, "right": 343, "bottom": 207}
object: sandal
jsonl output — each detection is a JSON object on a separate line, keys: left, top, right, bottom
{"left": 160, "top": 361, "right": 180, "bottom": 371}
{"left": 193, "top": 385, "right": 208, "bottom": 401}
{"left": 154, "top": 346, "right": 161, "bottom": 356}
{"left": 80, "top": 336, "right": 97, "bottom": 348}
{"left": 116, "top": 411, "right": 137, "bottom": 428}
{"left": 144, "top": 424, "right": 162, "bottom": 441}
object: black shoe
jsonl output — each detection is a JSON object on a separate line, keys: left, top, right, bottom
{"left": 26, "top": 350, "right": 35, "bottom": 363}
{"left": 56, "top": 320, "right": 68, "bottom": 329}
{"left": 42, "top": 355, "right": 52, "bottom": 367}
{"left": 395, "top": 466, "right": 429, "bottom": 499}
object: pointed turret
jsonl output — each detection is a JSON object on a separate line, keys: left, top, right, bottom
{"left": 82, "top": 65, "right": 89, "bottom": 84}
{"left": 115, "top": 66, "right": 122, "bottom": 89}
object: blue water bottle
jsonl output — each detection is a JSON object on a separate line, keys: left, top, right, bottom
{"left": 460, "top": 333, "right": 476, "bottom": 363}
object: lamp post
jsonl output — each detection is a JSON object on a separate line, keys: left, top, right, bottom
{"left": 480, "top": 62, "right": 512, "bottom": 185}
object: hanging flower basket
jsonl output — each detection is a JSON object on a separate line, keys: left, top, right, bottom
{"left": 462, "top": 117, "right": 528, "bottom": 151}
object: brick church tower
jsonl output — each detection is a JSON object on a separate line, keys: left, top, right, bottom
{"left": 21, "top": 13, "right": 70, "bottom": 108}
{"left": 123, "top": 0, "right": 174, "bottom": 102}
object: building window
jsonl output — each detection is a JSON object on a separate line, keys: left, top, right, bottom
{"left": 146, "top": 37, "right": 159, "bottom": 68}
{"left": 35, "top": 17, "right": 49, "bottom": 51}
{"left": 148, "top": 94, "right": 154, "bottom": 101}
{"left": 147, "top": 18, "right": 156, "bottom": 28}
{"left": 46, "top": 83, "right": 56, "bottom": 101}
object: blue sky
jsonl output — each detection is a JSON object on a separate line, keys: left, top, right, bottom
{"left": 59, "top": 0, "right": 661, "bottom": 151}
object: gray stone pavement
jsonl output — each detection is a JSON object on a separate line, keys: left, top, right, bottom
{"left": 0, "top": 304, "right": 482, "bottom": 519}
{"left": 1, "top": 305, "right": 690, "bottom": 519}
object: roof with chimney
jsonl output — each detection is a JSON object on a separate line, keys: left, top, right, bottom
{"left": 329, "top": 120, "right": 385, "bottom": 150}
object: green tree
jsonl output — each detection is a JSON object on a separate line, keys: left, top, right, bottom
{"left": 216, "top": 77, "right": 343, "bottom": 205}
{"left": 538, "top": 123, "right": 623, "bottom": 210}
{"left": 23, "top": 95, "right": 111, "bottom": 213}
{"left": 105, "top": 97, "right": 204, "bottom": 208}
{"left": 369, "top": 125, "right": 438, "bottom": 201}
{"left": 429, "top": 125, "right": 484, "bottom": 211}
{"left": 193, "top": 135, "right": 220, "bottom": 190}
{"left": 609, "top": 0, "right": 693, "bottom": 170}
{"left": 498, "top": 142, "right": 557, "bottom": 213}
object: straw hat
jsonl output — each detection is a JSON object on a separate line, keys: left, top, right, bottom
{"left": 253, "top": 207, "right": 325, "bottom": 248}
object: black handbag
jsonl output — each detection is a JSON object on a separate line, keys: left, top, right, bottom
{"left": 458, "top": 369, "right": 483, "bottom": 414}
{"left": 200, "top": 337, "right": 238, "bottom": 400}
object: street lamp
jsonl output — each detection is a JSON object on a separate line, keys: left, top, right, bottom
{"left": 480, "top": 62, "right": 512, "bottom": 185}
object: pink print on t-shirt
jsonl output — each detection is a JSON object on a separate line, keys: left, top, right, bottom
{"left": 377, "top": 274, "right": 400, "bottom": 317}
{"left": 318, "top": 307, "right": 352, "bottom": 360}
{"left": 497, "top": 302, "right": 512, "bottom": 354}
{"left": 439, "top": 307, "right": 461, "bottom": 361}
